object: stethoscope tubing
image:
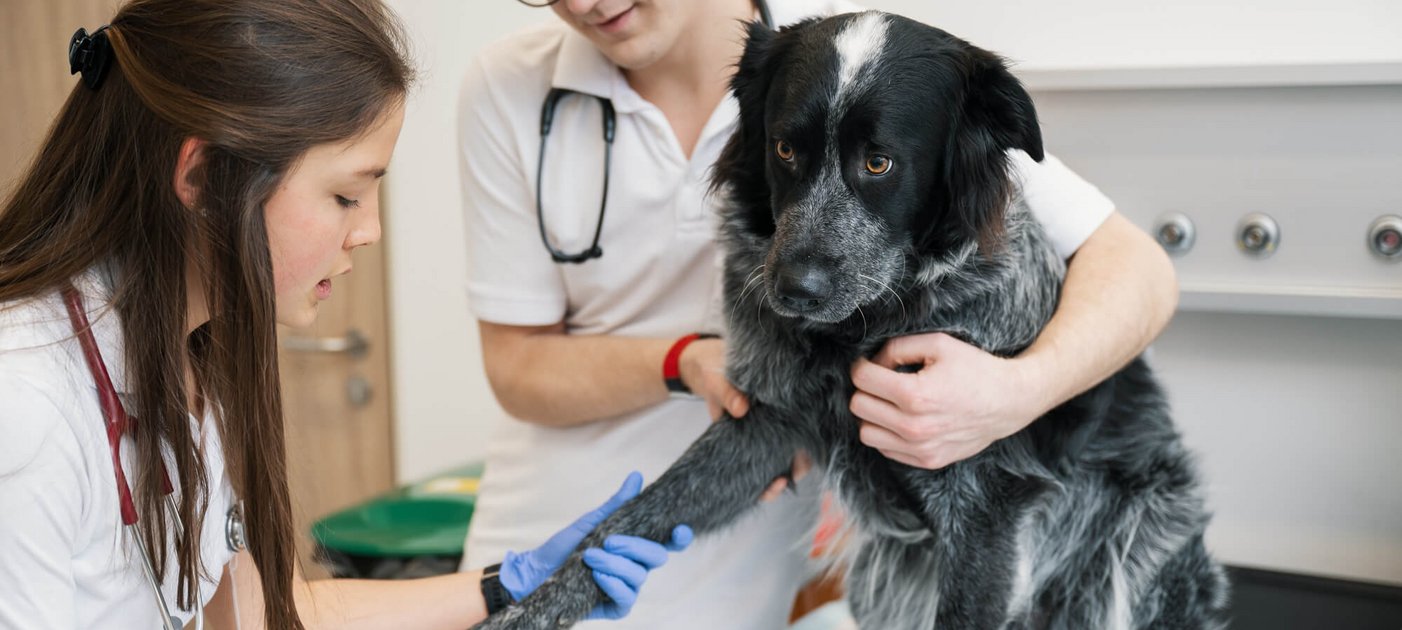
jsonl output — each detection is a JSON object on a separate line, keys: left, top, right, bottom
{"left": 534, "top": 0, "right": 772, "bottom": 265}
{"left": 62, "top": 284, "right": 195, "bottom": 630}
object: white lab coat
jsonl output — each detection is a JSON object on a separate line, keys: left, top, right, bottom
{"left": 0, "top": 268, "right": 239, "bottom": 629}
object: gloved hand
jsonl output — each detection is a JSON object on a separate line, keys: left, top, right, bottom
{"left": 499, "top": 472, "right": 694, "bottom": 620}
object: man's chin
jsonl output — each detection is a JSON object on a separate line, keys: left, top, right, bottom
{"left": 592, "top": 27, "right": 673, "bottom": 71}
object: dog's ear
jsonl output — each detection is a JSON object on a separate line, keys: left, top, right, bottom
{"left": 935, "top": 48, "right": 1043, "bottom": 253}
{"left": 711, "top": 19, "right": 784, "bottom": 236}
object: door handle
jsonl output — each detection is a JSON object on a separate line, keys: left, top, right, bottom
{"left": 282, "top": 329, "right": 370, "bottom": 359}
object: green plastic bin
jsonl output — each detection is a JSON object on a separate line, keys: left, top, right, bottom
{"left": 311, "top": 462, "right": 483, "bottom": 579}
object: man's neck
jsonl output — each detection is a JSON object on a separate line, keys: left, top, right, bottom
{"left": 625, "top": 0, "right": 758, "bottom": 103}
{"left": 624, "top": 0, "right": 759, "bottom": 156}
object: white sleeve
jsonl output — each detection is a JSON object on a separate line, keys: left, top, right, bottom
{"left": 458, "top": 55, "right": 567, "bottom": 326}
{"left": 830, "top": 0, "right": 867, "bottom": 14}
{"left": 1009, "top": 150, "right": 1116, "bottom": 259}
{"left": 0, "top": 374, "right": 82, "bottom": 629}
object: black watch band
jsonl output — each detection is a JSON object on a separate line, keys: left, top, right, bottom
{"left": 480, "top": 563, "right": 514, "bottom": 615}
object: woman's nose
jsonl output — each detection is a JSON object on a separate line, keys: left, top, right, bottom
{"left": 348, "top": 206, "right": 382, "bottom": 249}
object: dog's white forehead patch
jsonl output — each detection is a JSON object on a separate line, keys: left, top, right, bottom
{"left": 835, "top": 12, "right": 888, "bottom": 95}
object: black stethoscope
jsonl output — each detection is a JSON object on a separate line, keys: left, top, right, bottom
{"left": 62, "top": 284, "right": 246, "bottom": 629}
{"left": 535, "top": 0, "right": 774, "bottom": 264}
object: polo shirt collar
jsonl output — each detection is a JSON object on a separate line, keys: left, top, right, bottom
{"left": 550, "top": 29, "right": 652, "bottom": 115}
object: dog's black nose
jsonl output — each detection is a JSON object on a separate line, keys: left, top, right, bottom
{"left": 774, "top": 264, "right": 833, "bottom": 312}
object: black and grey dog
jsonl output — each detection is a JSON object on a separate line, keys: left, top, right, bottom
{"left": 476, "top": 11, "right": 1228, "bottom": 630}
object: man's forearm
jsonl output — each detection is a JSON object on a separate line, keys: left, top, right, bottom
{"left": 1016, "top": 212, "right": 1179, "bottom": 415}
{"left": 480, "top": 321, "right": 679, "bottom": 427}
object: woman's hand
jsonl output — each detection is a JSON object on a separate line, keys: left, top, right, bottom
{"left": 499, "top": 472, "right": 693, "bottom": 619}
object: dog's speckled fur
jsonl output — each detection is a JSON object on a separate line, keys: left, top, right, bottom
{"left": 473, "top": 12, "right": 1228, "bottom": 630}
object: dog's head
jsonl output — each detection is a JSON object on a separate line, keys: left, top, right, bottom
{"left": 714, "top": 11, "right": 1043, "bottom": 324}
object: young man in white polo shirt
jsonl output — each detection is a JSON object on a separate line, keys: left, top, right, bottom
{"left": 456, "top": 0, "right": 1178, "bottom": 627}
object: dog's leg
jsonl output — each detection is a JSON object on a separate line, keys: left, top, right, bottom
{"left": 845, "top": 535, "right": 945, "bottom": 630}
{"left": 1130, "top": 534, "right": 1230, "bottom": 629}
{"left": 471, "top": 404, "right": 810, "bottom": 630}
{"left": 853, "top": 463, "right": 1039, "bottom": 630}
{"left": 845, "top": 527, "right": 1022, "bottom": 630}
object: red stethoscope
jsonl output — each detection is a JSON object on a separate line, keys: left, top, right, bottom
{"left": 62, "top": 283, "right": 243, "bottom": 629}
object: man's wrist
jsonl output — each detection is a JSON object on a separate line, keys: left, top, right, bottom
{"left": 1006, "top": 353, "right": 1059, "bottom": 428}
{"left": 663, "top": 333, "right": 717, "bottom": 397}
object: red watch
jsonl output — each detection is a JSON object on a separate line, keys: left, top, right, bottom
{"left": 663, "top": 333, "right": 719, "bottom": 396}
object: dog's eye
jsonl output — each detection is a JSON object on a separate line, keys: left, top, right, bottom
{"left": 775, "top": 140, "right": 795, "bottom": 162}
{"left": 865, "top": 155, "right": 893, "bottom": 175}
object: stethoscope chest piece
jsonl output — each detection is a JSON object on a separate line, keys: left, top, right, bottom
{"left": 225, "top": 501, "right": 247, "bottom": 552}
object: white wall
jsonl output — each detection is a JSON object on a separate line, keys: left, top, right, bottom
{"left": 881, "top": 0, "right": 1402, "bottom": 71}
{"left": 382, "top": 0, "right": 1402, "bottom": 582}
{"left": 383, "top": 0, "right": 538, "bottom": 482}
{"left": 1029, "top": 82, "right": 1402, "bottom": 585}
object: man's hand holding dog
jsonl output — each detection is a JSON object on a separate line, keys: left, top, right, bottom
{"left": 678, "top": 337, "right": 749, "bottom": 421}
{"left": 850, "top": 332, "right": 1047, "bottom": 470}
{"left": 679, "top": 338, "right": 810, "bottom": 500}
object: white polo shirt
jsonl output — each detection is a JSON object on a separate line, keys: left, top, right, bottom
{"left": 457, "top": 2, "right": 1113, "bottom": 628}
{"left": 0, "top": 269, "right": 239, "bottom": 629}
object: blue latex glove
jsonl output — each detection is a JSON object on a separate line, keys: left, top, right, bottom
{"left": 499, "top": 472, "right": 694, "bottom": 620}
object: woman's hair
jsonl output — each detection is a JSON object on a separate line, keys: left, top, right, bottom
{"left": 0, "top": 0, "right": 413, "bottom": 626}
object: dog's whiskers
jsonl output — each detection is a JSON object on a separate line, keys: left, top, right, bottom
{"left": 731, "top": 264, "right": 767, "bottom": 323}
{"left": 859, "top": 272, "right": 907, "bottom": 322}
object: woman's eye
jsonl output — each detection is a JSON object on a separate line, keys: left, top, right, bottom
{"left": 864, "top": 154, "right": 892, "bottom": 175}
{"left": 774, "top": 140, "right": 795, "bottom": 162}
{"left": 335, "top": 195, "right": 361, "bottom": 209}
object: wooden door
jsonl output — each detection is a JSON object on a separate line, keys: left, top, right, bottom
{"left": 0, "top": 1, "right": 117, "bottom": 186}
{"left": 278, "top": 244, "right": 397, "bottom": 576}
{"left": 0, "top": 0, "right": 397, "bottom": 578}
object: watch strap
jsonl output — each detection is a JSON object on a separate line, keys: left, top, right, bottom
{"left": 663, "top": 333, "right": 719, "bottom": 395}
{"left": 480, "top": 562, "right": 514, "bottom": 615}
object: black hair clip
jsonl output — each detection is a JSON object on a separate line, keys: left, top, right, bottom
{"left": 68, "top": 26, "right": 114, "bottom": 90}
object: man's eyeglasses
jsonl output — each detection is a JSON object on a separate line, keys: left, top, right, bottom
{"left": 517, "top": 0, "right": 559, "bottom": 7}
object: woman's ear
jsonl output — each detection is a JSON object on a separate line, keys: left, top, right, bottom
{"left": 173, "top": 137, "right": 209, "bottom": 210}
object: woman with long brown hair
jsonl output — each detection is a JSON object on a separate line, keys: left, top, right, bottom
{"left": 0, "top": 0, "right": 689, "bottom": 627}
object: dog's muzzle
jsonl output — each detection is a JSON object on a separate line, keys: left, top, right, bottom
{"left": 773, "top": 262, "right": 834, "bottom": 313}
